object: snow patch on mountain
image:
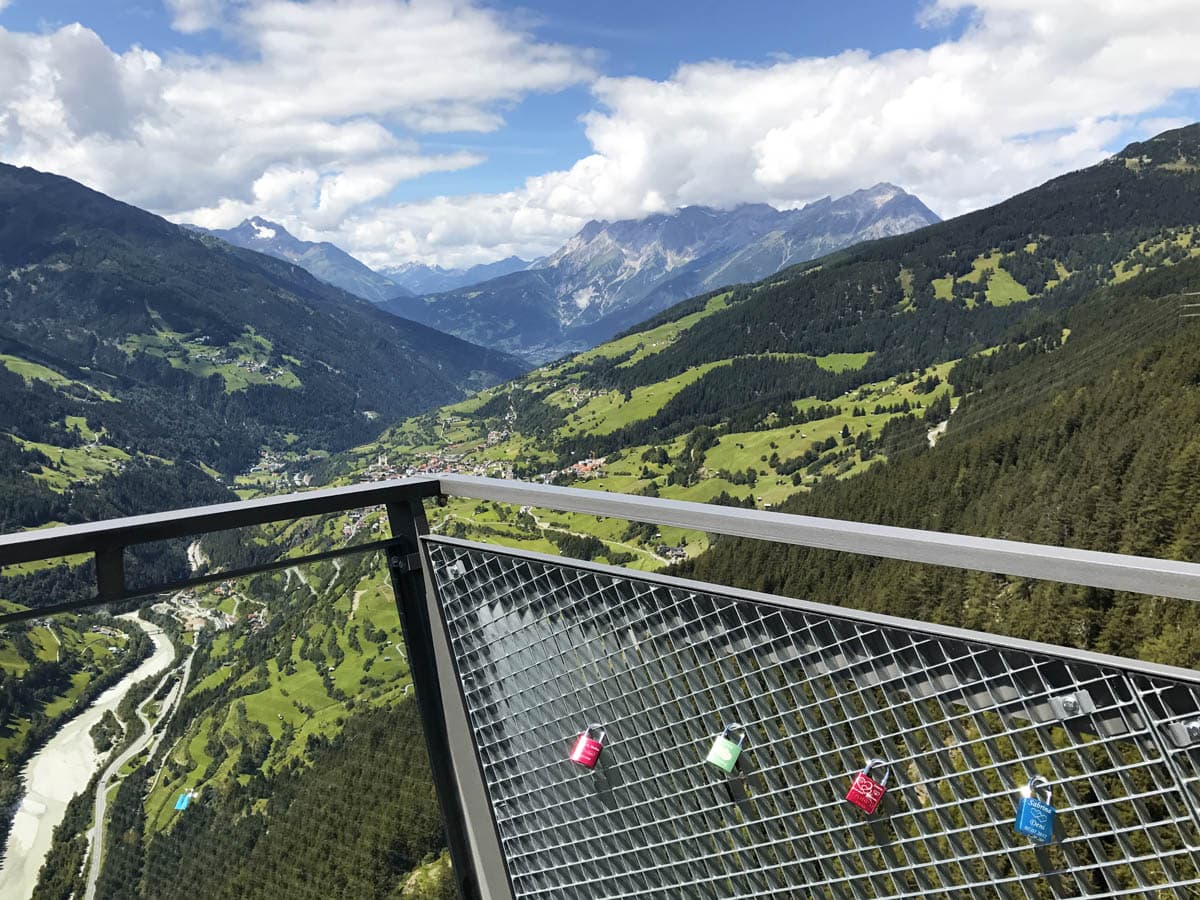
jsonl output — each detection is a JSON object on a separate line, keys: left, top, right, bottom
{"left": 384, "top": 184, "right": 940, "bottom": 363}
{"left": 196, "top": 218, "right": 404, "bottom": 304}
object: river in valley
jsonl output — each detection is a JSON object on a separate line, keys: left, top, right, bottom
{"left": 0, "top": 614, "right": 176, "bottom": 899}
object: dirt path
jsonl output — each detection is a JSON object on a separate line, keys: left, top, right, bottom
{"left": 926, "top": 419, "right": 949, "bottom": 447}
{"left": 288, "top": 566, "right": 315, "bottom": 595}
{"left": 325, "top": 558, "right": 342, "bottom": 597}
{"left": 186, "top": 540, "right": 208, "bottom": 573}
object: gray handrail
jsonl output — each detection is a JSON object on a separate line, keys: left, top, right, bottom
{"left": 439, "top": 475, "right": 1200, "bottom": 603}
{"left": 0, "top": 476, "right": 440, "bottom": 566}
{"left": 3, "top": 474, "right": 1200, "bottom": 610}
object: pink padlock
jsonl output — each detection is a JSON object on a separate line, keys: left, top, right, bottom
{"left": 845, "top": 758, "right": 890, "bottom": 815}
{"left": 569, "top": 723, "right": 605, "bottom": 769}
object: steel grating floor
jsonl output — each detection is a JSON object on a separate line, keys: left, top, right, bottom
{"left": 423, "top": 537, "right": 1200, "bottom": 899}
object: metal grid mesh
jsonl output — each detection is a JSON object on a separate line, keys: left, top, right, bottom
{"left": 424, "top": 538, "right": 1200, "bottom": 899}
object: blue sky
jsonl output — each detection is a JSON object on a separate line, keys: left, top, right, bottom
{"left": 1, "top": 0, "right": 959, "bottom": 199}
{"left": 1, "top": 1, "right": 1198, "bottom": 265}
{"left": 408, "top": 0, "right": 960, "bottom": 199}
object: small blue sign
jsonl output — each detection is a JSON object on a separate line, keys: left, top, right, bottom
{"left": 174, "top": 793, "right": 192, "bottom": 811}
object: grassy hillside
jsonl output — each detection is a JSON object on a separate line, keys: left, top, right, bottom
{"left": 13, "top": 124, "right": 1200, "bottom": 898}
{"left": 0, "top": 161, "right": 524, "bottom": 611}
{"left": 680, "top": 258, "right": 1200, "bottom": 669}
{"left": 317, "top": 128, "right": 1200, "bottom": 568}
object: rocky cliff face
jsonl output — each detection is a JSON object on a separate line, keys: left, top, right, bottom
{"left": 384, "top": 184, "right": 940, "bottom": 362}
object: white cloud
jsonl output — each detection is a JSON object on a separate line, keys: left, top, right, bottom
{"left": 1, "top": 0, "right": 1200, "bottom": 268}
{"left": 165, "top": 0, "right": 227, "bottom": 33}
{"left": 0, "top": 0, "right": 591, "bottom": 239}
{"left": 331, "top": 0, "right": 1200, "bottom": 266}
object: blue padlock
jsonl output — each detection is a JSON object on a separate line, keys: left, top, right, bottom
{"left": 1014, "top": 775, "right": 1056, "bottom": 843}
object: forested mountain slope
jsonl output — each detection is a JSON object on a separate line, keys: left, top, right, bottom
{"left": 0, "top": 162, "right": 524, "bottom": 544}
{"left": 342, "top": 124, "right": 1200, "bottom": 531}
{"left": 679, "top": 257, "right": 1200, "bottom": 669}
{"left": 131, "top": 691, "right": 450, "bottom": 899}
{"left": 551, "top": 124, "right": 1200, "bottom": 453}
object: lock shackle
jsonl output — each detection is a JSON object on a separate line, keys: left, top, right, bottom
{"left": 720, "top": 722, "right": 747, "bottom": 746}
{"left": 580, "top": 723, "right": 605, "bottom": 742}
{"left": 861, "top": 758, "right": 890, "bottom": 786}
{"left": 1022, "top": 774, "right": 1052, "bottom": 804}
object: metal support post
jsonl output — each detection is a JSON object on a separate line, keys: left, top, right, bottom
{"left": 385, "top": 496, "right": 481, "bottom": 900}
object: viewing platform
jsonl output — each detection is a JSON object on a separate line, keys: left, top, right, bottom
{"left": 2, "top": 476, "right": 1199, "bottom": 899}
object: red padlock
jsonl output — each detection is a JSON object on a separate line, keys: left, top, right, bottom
{"left": 569, "top": 723, "right": 605, "bottom": 769}
{"left": 845, "top": 758, "right": 890, "bottom": 815}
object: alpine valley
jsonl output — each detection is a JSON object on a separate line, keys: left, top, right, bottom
{"left": 383, "top": 184, "right": 940, "bottom": 361}
{"left": 202, "top": 186, "right": 939, "bottom": 365}
{"left": 5, "top": 124, "right": 1200, "bottom": 899}
{"left": 0, "top": 161, "right": 525, "bottom": 569}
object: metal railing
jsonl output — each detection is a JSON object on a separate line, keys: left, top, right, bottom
{"left": 3, "top": 475, "right": 1200, "bottom": 899}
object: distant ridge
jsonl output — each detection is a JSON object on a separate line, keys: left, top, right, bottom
{"left": 383, "top": 256, "right": 533, "bottom": 295}
{"left": 192, "top": 217, "right": 409, "bottom": 304}
{"left": 383, "top": 184, "right": 940, "bottom": 362}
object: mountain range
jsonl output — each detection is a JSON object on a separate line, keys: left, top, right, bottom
{"left": 191, "top": 217, "right": 412, "bottom": 304}
{"left": 383, "top": 184, "right": 940, "bottom": 362}
{"left": 382, "top": 255, "right": 532, "bottom": 295}
{"left": 196, "top": 186, "right": 937, "bottom": 365}
{"left": 0, "top": 161, "right": 523, "bottom": 538}
{"left": 192, "top": 218, "right": 534, "bottom": 302}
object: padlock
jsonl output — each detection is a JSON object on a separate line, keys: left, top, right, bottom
{"left": 1014, "top": 775, "right": 1056, "bottom": 843}
{"left": 844, "top": 758, "right": 890, "bottom": 815}
{"left": 706, "top": 723, "right": 746, "bottom": 773}
{"left": 569, "top": 723, "right": 605, "bottom": 769}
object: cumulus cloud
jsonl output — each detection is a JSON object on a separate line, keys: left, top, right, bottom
{"left": 1, "top": 0, "right": 1200, "bottom": 267}
{"left": 0, "top": 0, "right": 591, "bottom": 237}
{"left": 165, "top": 0, "right": 228, "bottom": 33}
{"left": 334, "top": 0, "right": 1200, "bottom": 266}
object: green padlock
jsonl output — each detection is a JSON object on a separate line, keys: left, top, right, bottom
{"left": 706, "top": 723, "right": 746, "bottom": 773}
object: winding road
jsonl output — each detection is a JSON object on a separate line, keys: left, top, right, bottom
{"left": 83, "top": 645, "right": 195, "bottom": 900}
{"left": 0, "top": 615, "right": 176, "bottom": 900}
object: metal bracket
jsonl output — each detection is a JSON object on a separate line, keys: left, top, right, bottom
{"left": 1050, "top": 690, "right": 1096, "bottom": 720}
{"left": 1167, "top": 718, "right": 1200, "bottom": 748}
{"left": 388, "top": 550, "right": 422, "bottom": 574}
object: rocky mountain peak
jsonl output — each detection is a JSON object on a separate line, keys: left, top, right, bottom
{"left": 384, "top": 184, "right": 941, "bottom": 362}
